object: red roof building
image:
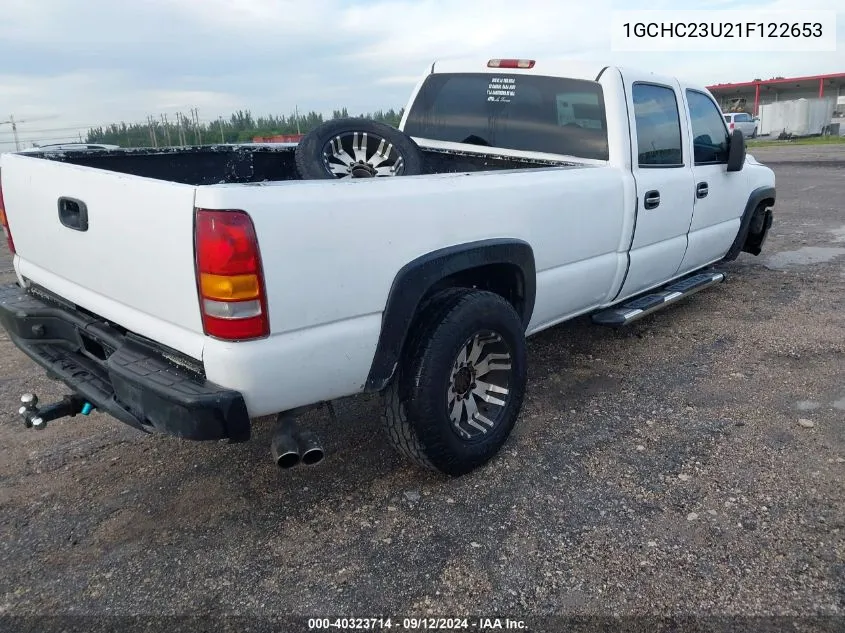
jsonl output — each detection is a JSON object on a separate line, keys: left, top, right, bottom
{"left": 253, "top": 134, "right": 304, "bottom": 143}
{"left": 707, "top": 73, "right": 845, "bottom": 115}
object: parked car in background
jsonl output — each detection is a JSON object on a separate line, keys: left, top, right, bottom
{"left": 724, "top": 113, "right": 757, "bottom": 138}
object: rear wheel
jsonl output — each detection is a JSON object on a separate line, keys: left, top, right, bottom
{"left": 381, "top": 289, "right": 527, "bottom": 476}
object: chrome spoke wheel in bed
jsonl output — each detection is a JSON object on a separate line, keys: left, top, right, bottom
{"left": 323, "top": 132, "right": 406, "bottom": 178}
{"left": 294, "top": 118, "right": 423, "bottom": 180}
{"left": 447, "top": 330, "right": 513, "bottom": 441}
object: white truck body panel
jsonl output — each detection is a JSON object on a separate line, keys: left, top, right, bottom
{"left": 2, "top": 154, "right": 206, "bottom": 359}
{"left": 202, "top": 313, "right": 384, "bottom": 416}
{"left": 196, "top": 165, "right": 628, "bottom": 415}
{"left": 195, "top": 165, "right": 628, "bottom": 335}
{"left": 615, "top": 71, "right": 696, "bottom": 300}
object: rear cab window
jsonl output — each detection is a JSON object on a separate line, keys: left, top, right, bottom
{"left": 402, "top": 73, "right": 609, "bottom": 160}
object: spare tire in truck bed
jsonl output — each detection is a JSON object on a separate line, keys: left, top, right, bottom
{"left": 294, "top": 118, "right": 424, "bottom": 180}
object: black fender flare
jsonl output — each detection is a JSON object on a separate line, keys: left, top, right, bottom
{"left": 723, "top": 185, "right": 776, "bottom": 261}
{"left": 365, "top": 239, "right": 536, "bottom": 391}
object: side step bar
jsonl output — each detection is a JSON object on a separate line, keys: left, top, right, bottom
{"left": 592, "top": 270, "right": 726, "bottom": 327}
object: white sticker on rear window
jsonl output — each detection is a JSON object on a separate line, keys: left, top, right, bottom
{"left": 487, "top": 76, "right": 516, "bottom": 102}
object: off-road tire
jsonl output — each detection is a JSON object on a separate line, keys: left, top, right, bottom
{"left": 381, "top": 288, "right": 528, "bottom": 476}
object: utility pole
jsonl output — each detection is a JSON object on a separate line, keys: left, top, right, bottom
{"left": 147, "top": 115, "right": 158, "bottom": 147}
{"left": 1, "top": 115, "right": 21, "bottom": 151}
{"left": 190, "top": 108, "right": 202, "bottom": 145}
{"left": 218, "top": 116, "right": 225, "bottom": 143}
{"left": 177, "top": 112, "right": 187, "bottom": 146}
{"left": 10, "top": 115, "right": 19, "bottom": 150}
{"left": 2, "top": 114, "right": 58, "bottom": 151}
{"left": 161, "top": 114, "right": 172, "bottom": 146}
{"left": 295, "top": 105, "right": 301, "bottom": 134}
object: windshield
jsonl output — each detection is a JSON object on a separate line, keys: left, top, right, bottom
{"left": 403, "top": 72, "right": 609, "bottom": 161}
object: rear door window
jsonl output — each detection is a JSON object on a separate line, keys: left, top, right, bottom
{"left": 403, "top": 73, "right": 609, "bottom": 160}
{"left": 631, "top": 83, "right": 684, "bottom": 167}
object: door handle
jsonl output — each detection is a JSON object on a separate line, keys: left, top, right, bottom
{"left": 643, "top": 190, "right": 660, "bottom": 210}
{"left": 58, "top": 197, "right": 88, "bottom": 232}
{"left": 696, "top": 182, "right": 709, "bottom": 199}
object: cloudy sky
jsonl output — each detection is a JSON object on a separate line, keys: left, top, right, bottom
{"left": 1, "top": 0, "right": 842, "bottom": 149}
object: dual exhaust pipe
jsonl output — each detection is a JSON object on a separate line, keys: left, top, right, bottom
{"left": 270, "top": 412, "right": 324, "bottom": 469}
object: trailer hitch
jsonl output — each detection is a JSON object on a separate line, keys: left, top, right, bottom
{"left": 18, "top": 393, "right": 94, "bottom": 430}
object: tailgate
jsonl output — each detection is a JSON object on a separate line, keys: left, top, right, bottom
{"left": 0, "top": 153, "right": 205, "bottom": 359}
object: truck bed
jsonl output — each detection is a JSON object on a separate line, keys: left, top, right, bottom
{"left": 22, "top": 144, "right": 573, "bottom": 186}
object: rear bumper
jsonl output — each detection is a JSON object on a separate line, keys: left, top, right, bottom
{"left": 0, "top": 283, "right": 250, "bottom": 441}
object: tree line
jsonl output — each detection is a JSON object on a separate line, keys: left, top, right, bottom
{"left": 84, "top": 108, "right": 404, "bottom": 147}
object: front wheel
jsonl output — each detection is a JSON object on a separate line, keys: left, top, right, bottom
{"left": 381, "top": 289, "right": 528, "bottom": 476}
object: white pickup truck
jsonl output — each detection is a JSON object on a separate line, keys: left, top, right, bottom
{"left": 0, "top": 59, "right": 775, "bottom": 476}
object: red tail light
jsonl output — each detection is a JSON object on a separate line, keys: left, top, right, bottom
{"left": 0, "top": 174, "right": 15, "bottom": 255}
{"left": 488, "top": 59, "right": 535, "bottom": 69}
{"left": 194, "top": 209, "right": 269, "bottom": 341}
{"left": 729, "top": 122, "right": 735, "bottom": 130}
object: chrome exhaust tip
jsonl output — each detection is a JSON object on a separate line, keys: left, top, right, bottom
{"left": 271, "top": 427, "right": 301, "bottom": 469}
{"left": 297, "top": 430, "right": 325, "bottom": 466}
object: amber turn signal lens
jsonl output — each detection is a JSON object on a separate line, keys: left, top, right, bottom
{"left": 200, "top": 272, "right": 260, "bottom": 301}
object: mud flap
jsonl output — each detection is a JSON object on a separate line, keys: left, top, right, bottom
{"left": 743, "top": 207, "right": 774, "bottom": 256}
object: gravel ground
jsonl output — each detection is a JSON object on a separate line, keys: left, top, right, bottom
{"left": 0, "top": 146, "right": 843, "bottom": 630}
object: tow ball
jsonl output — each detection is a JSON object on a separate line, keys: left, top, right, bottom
{"left": 18, "top": 393, "right": 94, "bottom": 430}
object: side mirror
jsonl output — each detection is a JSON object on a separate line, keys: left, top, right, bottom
{"left": 726, "top": 129, "right": 746, "bottom": 172}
